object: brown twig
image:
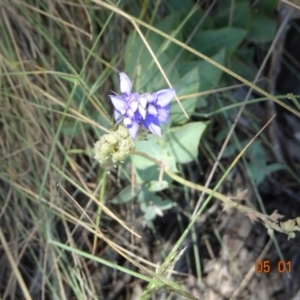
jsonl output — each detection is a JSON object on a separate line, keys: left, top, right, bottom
{"left": 266, "top": 4, "right": 293, "bottom": 161}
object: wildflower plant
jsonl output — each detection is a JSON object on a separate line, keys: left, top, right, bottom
{"left": 94, "top": 72, "right": 177, "bottom": 169}
{"left": 95, "top": 71, "right": 208, "bottom": 221}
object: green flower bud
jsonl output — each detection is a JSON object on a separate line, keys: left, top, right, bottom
{"left": 117, "top": 125, "right": 129, "bottom": 138}
{"left": 101, "top": 142, "right": 114, "bottom": 154}
{"left": 124, "top": 138, "right": 134, "bottom": 151}
{"left": 104, "top": 133, "right": 118, "bottom": 145}
{"left": 112, "top": 151, "right": 124, "bottom": 163}
{"left": 281, "top": 219, "right": 295, "bottom": 233}
{"left": 94, "top": 142, "right": 109, "bottom": 164}
{"left": 94, "top": 127, "right": 135, "bottom": 166}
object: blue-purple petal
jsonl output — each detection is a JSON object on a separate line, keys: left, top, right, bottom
{"left": 139, "top": 96, "right": 148, "bottom": 108}
{"left": 149, "top": 122, "right": 161, "bottom": 136}
{"left": 157, "top": 107, "right": 169, "bottom": 123}
{"left": 109, "top": 95, "right": 128, "bottom": 113}
{"left": 145, "top": 93, "right": 156, "bottom": 103}
{"left": 156, "top": 89, "right": 175, "bottom": 107}
{"left": 127, "top": 120, "right": 139, "bottom": 139}
{"left": 148, "top": 104, "right": 158, "bottom": 116}
{"left": 114, "top": 110, "right": 122, "bottom": 122}
{"left": 139, "top": 105, "right": 147, "bottom": 119}
{"left": 143, "top": 115, "right": 162, "bottom": 136}
{"left": 119, "top": 72, "right": 132, "bottom": 95}
{"left": 130, "top": 100, "right": 139, "bottom": 112}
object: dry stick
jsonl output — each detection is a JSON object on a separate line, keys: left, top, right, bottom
{"left": 164, "top": 169, "right": 286, "bottom": 235}
{"left": 281, "top": 0, "right": 300, "bottom": 10}
{"left": 192, "top": 7, "right": 293, "bottom": 218}
{"left": 266, "top": 4, "right": 293, "bottom": 162}
{"left": 133, "top": 171, "right": 286, "bottom": 237}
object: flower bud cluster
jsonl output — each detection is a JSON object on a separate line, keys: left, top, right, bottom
{"left": 94, "top": 125, "right": 134, "bottom": 165}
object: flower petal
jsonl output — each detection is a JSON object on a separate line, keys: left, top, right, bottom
{"left": 139, "top": 105, "right": 147, "bottom": 119}
{"left": 156, "top": 89, "right": 175, "bottom": 107}
{"left": 148, "top": 104, "right": 158, "bottom": 116}
{"left": 157, "top": 106, "right": 169, "bottom": 123}
{"left": 119, "top": 72, "right": 132, "bottom": 95}
{"left": 148, "top": 121, "right": 162, "bottom": 136}
{"left": 123, "top": 117, "right": 132, "bottom": 126}
{"left": 139, "top": 96, "right": 147, "bottom": 108}
{"left": 109, "top": 95, "right": 128, "bottom": 113}
{"left": 127, "top": 120, "right": 139, "bottom": 139}
{"left": 130, "top": 99, "right": 139, "bottom": 112}
{"left": 145, "top": 93, "right": 156, "bottom": 103}
{"left": 143, "top": 115, "right": 162, "bottom": 136}
{"left": 114, "top": 110, "right": 122, "bottom": 122}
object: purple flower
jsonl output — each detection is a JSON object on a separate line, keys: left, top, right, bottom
{"left": 109, "top": 72, "right": 175, "bottom": 139}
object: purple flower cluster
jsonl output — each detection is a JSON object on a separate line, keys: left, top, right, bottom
{"left": 109, "top": 73, "right": 175, "bottom": 139}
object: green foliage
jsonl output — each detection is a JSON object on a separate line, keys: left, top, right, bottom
{"left": 215, "top": 2, "right": 251, "bottom": 29}
{"left": 124, "top": 31, "right": 180, "bottom": 92}
{"left": 111, "top": 185, "right": 140, "bottom": 204}
{"left": 191, "top": 27, "right": 247, "bottom": 57}
{"left": 112, "top": 184, "right": 175, "bottom": 222}
{"left": 139, "top": 192, "right": 175, "bottom": 222}
{"left": 149, "top": 180, "right": 169, "bottom": 192}
{"left": 170, "top": 66, "right": 200, "bottom": 125}
{"left": 3, "top": 0, "right": 296, "bottom": 299}
{"left": 246, "top": 141, "right": 284, "bottom": 185}
{"left": 255, "top": 0, "right": 278, "bottom": 14}
{"left": 132, "top": 135, "right": 178, "bottom": 184}
{"left": 121, "top": 0, "right": 280, "bottom": 222}
{"left": 247, "top": 13, "right": 276, "bottom": 43}
{"left": 171, "top": 49, "right": 225, "bottom": 124}
{"left": 165, "top": 122, "right": 208, "bottom": 164}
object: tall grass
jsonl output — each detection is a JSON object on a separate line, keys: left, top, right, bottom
{"left": 1, "top": 1, "right": 300, "bottom": 299}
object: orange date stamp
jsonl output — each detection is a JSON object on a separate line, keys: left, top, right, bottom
{"left": 254, "top": 260, "right": 291, "bottom": 273}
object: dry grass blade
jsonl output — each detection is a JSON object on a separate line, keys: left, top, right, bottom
{"left": 0, "top": 228, "right": 32, "bottom": 300}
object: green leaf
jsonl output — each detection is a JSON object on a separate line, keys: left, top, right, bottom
{"left": 247, "top": 13, "right": 276, "bottom": 43}
{"left": 143, "top": 206, "right": 158, "bottom": 221}
{"left": 166, "top": 0, "right": 213, "bottom": 35}
{"left": 191, "top": 27, "right": 247, "bottom": 56}
{"left": 228, "top": 53, "right": 257, "bottom": 80}
{"left": 215, "top": 2, "right": 251, "bottom": 29}
{"left": 170, "top": 49, "right": 225, "bottom": 125}
{"left": 151, "top": 197, "right": 175, "bottom": 210}
{"left": 248, "top": 156, "right": 266, "bottom": 185}
{"left": 132, "top": 136, "right": 178, "bottom": 184}
{"left": 198, "top": 49, "right": 225, "bottom": 92}
{"left": 111, "top": 186, "right": 140, "bottom": 204}
{"left": 176, "top": 49, "right": 225, "bottom": 87}
{"left": 256, "top": 0, "right": 278, "bottom": 14}
{"left": 165, "top": 0, "right": 195, "bottom": 12}
{"left": 124, "top": 31, "right": 179, "bottom": 92}
{"left": 170, "top": 65, "right": 200, "bottom": 125}
{"left": 140, "top": 194, "right": 176, "bottom": 221}
{"left": 165, "top": 122, "right": 208, "bottom": 164}
{"left": 222, "top": 143, "right": 238, "bottom": 158}
{"left": 149, "top": 180, "right": 169, "bottom": 192}
{"left": 147, "top": 11, "right": 184, "bottom": 60}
